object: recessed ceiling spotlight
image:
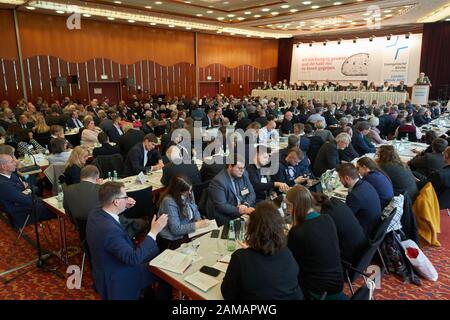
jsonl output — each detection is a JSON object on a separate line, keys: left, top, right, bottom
{"left": 446, "top": 18, "right": 450, "bottom": 21}
{"left": 113, "top": 1, "right": 121, "bottom": 4}
{"left": 246, "top": 35, "right": 251, "bottom": 37}
{"left": 217, "top": 17, "right": 224, "bottom": 20}
{"left": 185, "top": 1, "right": 191, "bottom": 3}
{"left": 244, "top": 11, "right": 252, "bottom": 15}
{"left": 185, "top": 27, "right": 191, "bottom": 30}
{"left": 311, "top": 5, "right": 320, "bottom": 9}
{"left": 207, "top": 10, "right": 214, "bottom": 14}
{"left": 155, "top": 1, "right": 163, "bottom": 5}
{"left": 56, "top": 10, "right": 65, "bottom": 14}
{"left": 237, "top": 17, "right": 245, "bottom": 21}
{"left": 108, "top": 17, "right": 115, "bottom": 20}
{"left": 83, "top": 14, "right": 91, "bottom": 17}
{"left": 254, "top": 15, "right": 261, "bottom": 18}
{"left": 261, "top": 8, "right": 270, "bottom": 12}
{"left": 333, "top": 2, "right": 342, "bottom": 5}
{"left": 281, "top": 5, "right": 290, "bottom": 9}
{"left": 26, "top": 6, "right": 35, "bottom": 10}
{"left": 303, "top": 1, "right": 312, "bottom": 5}
{"left": 145, "top": 6, "right": 152, "bottom": 9}
{"left": 128, "top": 20, "right": 135, "bottom": 23}
{"left": 385, "top": 14, "right": 393, "bottom": 17}
{"left": 150, "top": 22, "right": 156, "bottom": 25}
{"left": 227, "top": 14, "right": 235, "bottom": 17}
{"left": 168, "top": 24, "right": 175, "bottom": 27}
{"left": 384, "top": 10, "right": 392, "bottom": 13}
{"left": 350, "top": 22, "right": 357, "bottom": 25}
{"left": 271, "top": 12, "right": 279, "bottom": 15}
{"left": 290, "top": 9, "right": 299, "bottom": 13}
{"left": 196, "top": 14, "right": 203, "bottom": 17}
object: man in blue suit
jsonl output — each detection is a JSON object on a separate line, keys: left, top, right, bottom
{"left": 337, "top": 163, "right": 381, "bottom": 238}
{"left": 123, "top": 133, "right": 164, "bottom": 176}
{"left": 86, "top": 181, "right": 168, "bottom": 300}
{"left": 352, "top": 121, "right": 376, "bottom": 156}
{"left": 0, "top": 145, "right": 55, "bottom": 229}
{"left": 66, "top": 110, "right": 84, "bottom": 129}
{"left": 206, "top": 154, "right": 256, "bottom": 226}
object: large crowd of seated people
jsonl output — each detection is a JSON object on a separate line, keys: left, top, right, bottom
{"left": 0, "top": 91, "right": 449, "bottom": 300}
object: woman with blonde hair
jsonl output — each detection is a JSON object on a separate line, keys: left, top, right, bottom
{"left": 32, "top": 113, "right": 51, "bottom": 147}
{"left": 61, "top": 146, "right": 89, "bottom": 185}
{"left": 286, "top": 185, "right": 345, "bottom": 300}
{"left": 81, "top": 116, "right": 100, "bottom": 148}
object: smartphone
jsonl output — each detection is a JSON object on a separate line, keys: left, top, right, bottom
{"left": 210, "top": 229, "right": 220, "bottom": 238}
{"left": 199, "top": 266, "right": 220, "bottom": 277}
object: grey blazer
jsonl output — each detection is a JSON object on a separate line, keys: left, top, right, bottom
{"left": 63, "top": 181, "right": 101, "bottom": 221}
{"left": 157, "top": 195, "right": 201, "bottom": 241}
{"left": 206, "top": 168, "right": 256, "bottom": 226}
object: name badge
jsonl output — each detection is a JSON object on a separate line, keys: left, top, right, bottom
{"left": 241, "top": 188, "right": 250, "bottom": 196}
{"left": 261, "top": 176, "right": 268, "bottom": 183}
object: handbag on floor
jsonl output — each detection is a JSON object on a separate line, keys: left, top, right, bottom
{"left": 401, "top": 239, "right": 438, "bottom": 281}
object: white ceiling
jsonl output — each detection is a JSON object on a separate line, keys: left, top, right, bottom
{"left": 3, "top": 0, "right": 450, "bottom": 38}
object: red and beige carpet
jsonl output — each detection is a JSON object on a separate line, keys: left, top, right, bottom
{"left": 0, "top": 211, "right": 449, "bottom": 300}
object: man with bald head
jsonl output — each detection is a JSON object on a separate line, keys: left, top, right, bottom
{"left": 280, "top": 111, "right": 295, "bottom": 135}
{"left": 0, "top": 145, "right": 55, "bottom": 228}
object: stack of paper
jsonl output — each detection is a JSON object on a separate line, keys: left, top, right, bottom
{"left": 184, "top": 271, "right": 220, "bottom": 292}
{"left": 218, "top": 254, "right": 232, "bottom": 264}
{"left": 188, "top": 219, "right": 219, "bottom": 238}
{"left": 149, "top": 249, "right": 193, "bottom": 274}
{"left": 212, "top": 262, "right": 228, "bottom": 273}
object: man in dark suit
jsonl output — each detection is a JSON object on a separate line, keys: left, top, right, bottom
{"left": 396, "top": 81, "right": 408, "bottom": 92}
{"left": 337, "top": 163, "right": 381, "bottom": 237}
{"left": 206, "top": 154, "right": 256, "bottom": 226}
{"left": 123, "top": 133, "right": 163, "bottom": 176}
{"left": 86, "top": 181, "right": 168, "bottom": 300}
{"left": 118, "top": 124, "right": 145, "bottom": 158}
{"left": 274, "top": 147, "right": 313, "bottom": 187}
{"left": 0, "top": 145, "right": 55, "bottom": 229}
{"left": 314, "top": 133, "right": 351, "bottom": 177}
{"left": 430, "top": 146, "right": 450, "bottom": 209}
{"left": 93, "top": 132, "right": 121, "bottom": 158}
{"left": 101, "top": 114, "right": 123, "bottom": 143}
{"left": 293, "top": 123, "right": 310, "bottom": 153}
{"left": 202, "top": 110, "right": 215, "bottom": 129}
{"left": 280, "top": 111, "right": 295, "bottom": 135}
{"left": 352, "top": 121, "right": 376, "bottom": 156}
{"left": 160, "top": 146, "right": 201, "bottom": 186}
{"left": 66, "top": 110, "right": 84, "bottom": 129}
{"left": 409, "top": 138, "right": 447, "bottom": 178}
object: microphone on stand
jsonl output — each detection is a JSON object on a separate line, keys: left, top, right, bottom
{"left": 17, "top": 148, "right": 41, "bottom": 175}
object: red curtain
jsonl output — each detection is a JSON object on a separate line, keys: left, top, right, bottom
{"left": 420, "top": 22, "right": 450, "bottom": 99}
{"left": 277, "top": 38, "right": 294, "bottom": 83}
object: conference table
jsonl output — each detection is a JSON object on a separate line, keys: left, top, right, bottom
{"left": 251, "top": 89, "right": 409, "bottom": 105}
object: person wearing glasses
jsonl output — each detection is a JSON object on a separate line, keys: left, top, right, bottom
{"left": 86, "top": 181, "right": 169, "bottom": 300}
{"left": 0, "top": 144, "right": 55, "bottom": 229}
{"left": 156, "top": 176, "right": 209, "bottom": 250}
{"left": 206, "top": 153, "right": 256, "bottom": 226}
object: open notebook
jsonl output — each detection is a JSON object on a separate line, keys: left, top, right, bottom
{"left": 184, "top": 271, "right": 220, "bottom": 292}
{"left": 149, "top": 249, "right": 193, "bottom": 274}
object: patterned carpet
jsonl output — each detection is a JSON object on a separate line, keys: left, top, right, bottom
{"left": 0, "top": 210, "right": 448, "bottom": 300}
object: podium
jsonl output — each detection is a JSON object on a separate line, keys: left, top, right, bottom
{"left": 411, "top": 85, "right": 430, "bottom": 105}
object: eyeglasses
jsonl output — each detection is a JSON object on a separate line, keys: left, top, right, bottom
{"left": 115, "top": 196, "right": 129, "bottom": 200}
{"left": 234, "top": 166, "right": 245, "bottom": 171}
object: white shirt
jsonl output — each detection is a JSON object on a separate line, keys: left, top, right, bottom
{"left": 142, "top": 143, "right": 148, "bottom": 167}
{"left": 0, "top": 173, "right": 12, "bottom": 179}
{"left": 114, "top": 124, "right": 123, "bottom": 135}
{"left": 259, "top": 126, "right": 279, "bottom": 143}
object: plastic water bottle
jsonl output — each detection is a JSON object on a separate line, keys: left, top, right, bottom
{"left": 227, "top": 220, "right": 236, "bottom": 252}
{"left": 107, "top": 171, "right": 112, "bottom": 181}
{"left": 45, "top": 145, "right": 50, "bottom": 155}
{"left": 113, "top": 170, "right": 118, "bottom": 181}
{"left": 57, "top": 183, "right": 63, "bottom": 208}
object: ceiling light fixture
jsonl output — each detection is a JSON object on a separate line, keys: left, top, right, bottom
{"left": 281, "top": 5, "right": 290, "bottom": 9}
{"left": 56, "top": 10, "right": 64, "bottom": 14}
{"left": 290, "top": 9, "right": 299, "bottom": 13}
{"left": 128, "top": 19, "right": 135, "bottom": 23}
{"left": 261, "top": 8, "right": 270, "bottom": 12}
{"left": 145, "top": 6, "right": 152, "bottom": 9}
{"left": 26, "top": 6, "right": 35, "bottom": 10}
{"left": 254, "top": 15, "right": 261, "bottom": 18}
{"left": 244, "top": 11, "right": 252, "bottom": 15}
{"left": 311, "top": 5, "right": 320, "bottom": 10}
{"left": 271, "top": 12, "right": 279, "bottom": 15}
{"left": 83, "top": 13, "right": 91, "bottom": 17}
{"left": 30, "top": 1, "right": 291, "bottom": 38}
{"left": 303, "top": 1, "right": 312, "bottom": 5}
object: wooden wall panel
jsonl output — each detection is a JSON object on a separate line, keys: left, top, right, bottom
{"left": 18, "top": 12, "right": 194, "bottom": 66}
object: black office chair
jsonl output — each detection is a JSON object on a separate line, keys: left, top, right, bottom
{"left": 91, "top": 154, "right": 124, "bottom": 179}
{"left": 123, "top": 186, "right": 154, "bottom": 219}
{"left": 343, "top": 208, "right": 396, "bottom": 295}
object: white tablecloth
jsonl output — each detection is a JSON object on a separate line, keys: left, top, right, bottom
{"left": 251, "top": 89, "right": 409, "bottom": 105}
